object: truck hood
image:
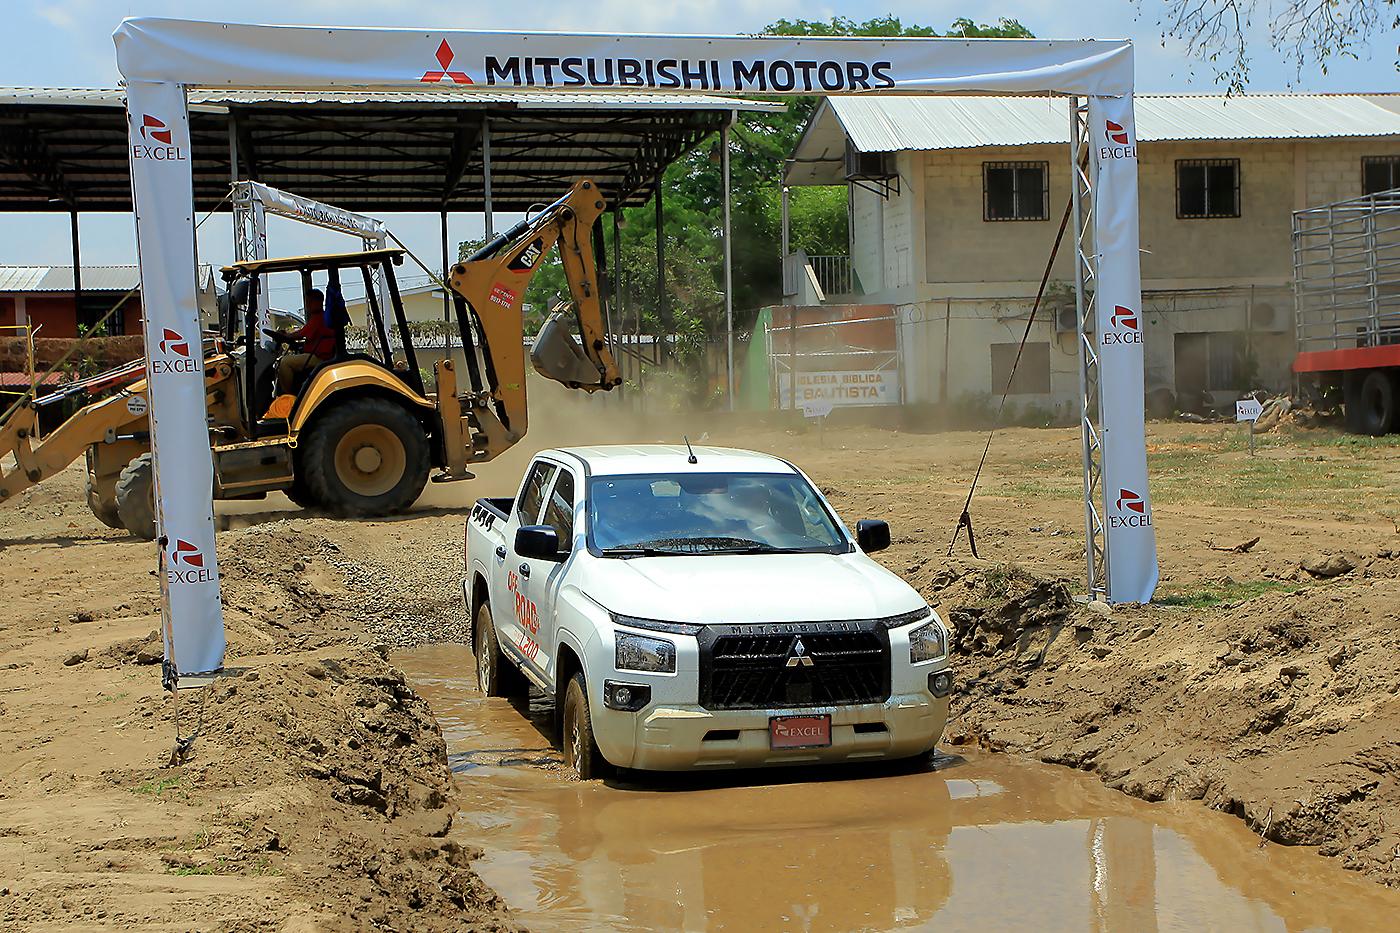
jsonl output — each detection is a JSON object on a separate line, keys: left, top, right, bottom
{"left": 578, "top": 551, "right": 925, "bottom": 625}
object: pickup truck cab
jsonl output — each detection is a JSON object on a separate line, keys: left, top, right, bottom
{"left": 463, "top": 445, "right": 953, "bottom": 778}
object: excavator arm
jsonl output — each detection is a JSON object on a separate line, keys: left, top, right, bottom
{"left": 439, "top": 179, "right": 621, "bottom": 472}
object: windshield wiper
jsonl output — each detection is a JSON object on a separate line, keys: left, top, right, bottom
{"left": 697, "top": 544, "right": 816, "bottom": 554}
{"left": 600, "top": 545, "right": 692, "bottom": 557}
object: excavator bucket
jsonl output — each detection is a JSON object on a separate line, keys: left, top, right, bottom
{"left": 531, "top": 309, "right": 608, "bottom": 390}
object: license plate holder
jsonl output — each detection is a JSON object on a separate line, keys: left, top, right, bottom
{"left": 769, "top": 714, "right": 832, "bottom": 749}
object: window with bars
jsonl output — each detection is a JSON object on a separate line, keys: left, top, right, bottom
{"left": 1176, "top": 159, "right": 1240, "bottom": 219}
{"left": 1363, "top": 156, "right": 1400, "bottom": 195}
{"left": 983, "top": 162, "right": 1048, "bottom": 221}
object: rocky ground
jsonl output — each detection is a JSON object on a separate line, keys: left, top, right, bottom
{"left": 4, "top": 397, "right": 1400, "bottom": 929}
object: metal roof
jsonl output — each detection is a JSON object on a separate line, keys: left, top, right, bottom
{"left": 0, "top": 264, "right": 215, "bottom": 292}
{"left": 788, "top": 93, "right": 1400, "bottom": 184}
{"left": 0, "top": 86, "right": 779, "bottom": 213}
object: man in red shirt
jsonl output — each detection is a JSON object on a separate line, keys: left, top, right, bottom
{"left": 272, "top": 288, "right": 340, "bottom": 393}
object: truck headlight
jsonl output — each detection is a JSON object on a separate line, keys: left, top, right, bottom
{"left": 615, "top": 632, "right": 676, "bottom": 673}
{"left": 909, "top": 619, "right": 948, "bottom": 663}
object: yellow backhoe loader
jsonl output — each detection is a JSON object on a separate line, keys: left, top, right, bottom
{"left": 0, "top": 179, "right": 619, "bottom": 538}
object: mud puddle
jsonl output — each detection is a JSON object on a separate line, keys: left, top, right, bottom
{"left": 400, "top": 643, "right": 1400, "bottom": 931}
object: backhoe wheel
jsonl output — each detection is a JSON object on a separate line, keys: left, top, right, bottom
{"left": 284, "top": 472, "right": 319, "bottom": 510}
{"left": 300, "top": 397, "right": 429, "bottom": 517}
{"left": 85, "top": 470, "right": 123, "bottom": 530}
{"left": 115, "top": 453, "right": 156, "bottom": 541}
{"left": 1347, "top": 370, "right": 1396, "bottom": 436}
{"left": 562, "top": 672, "right": 612, "bottom": 781}
{"left": 474, "top": 602, "right": 526, "bottom": 699}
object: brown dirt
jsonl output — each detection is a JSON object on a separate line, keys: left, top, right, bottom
{"left": 4, "top": 391, "right": 1400, "bottom": 927}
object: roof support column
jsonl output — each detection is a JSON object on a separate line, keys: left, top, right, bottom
{"left": 721, "top": 117, "right": 735, "bottom": 411}
{"left": 654, "top": 177, "right": 667, "bottom": 363}
{"left": 612, "top": 209, "right": 624, "bottom": 397}
{"left": 441, "top": 207, "right": 451, "bottom": 337}
{"left": 780, "top": 183, "right": 790, "bottom": 296}
{"left": 481, "top": 117, "right": 494, "bottom": 239}
{"left": 69, "top": 209, "right": 83, "bottom": 334}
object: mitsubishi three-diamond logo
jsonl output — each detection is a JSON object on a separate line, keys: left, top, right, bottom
{"left": 421, "top": 39, "right": 473, "bottom": 84}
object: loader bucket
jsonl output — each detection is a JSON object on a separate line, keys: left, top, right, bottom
{"left": 531, "top": 310, "right": 606, "bottom": 389}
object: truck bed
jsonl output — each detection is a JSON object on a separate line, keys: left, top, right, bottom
{"left": 476, "top": 496, "right": 513, "bottom": 520}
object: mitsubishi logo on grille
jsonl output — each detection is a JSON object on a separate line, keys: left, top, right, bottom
{"left": 785, "top": 637, "right": 814, "bottom": 668}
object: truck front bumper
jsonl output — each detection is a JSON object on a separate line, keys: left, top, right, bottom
{"left": 605, "top": 692, "right": 950, "bottom": 771}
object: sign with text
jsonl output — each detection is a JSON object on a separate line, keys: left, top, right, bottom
{"left": 780, "top": 370, "right": 899, "bottom": 408}
{"left": 1236, "top": 399, "right": 1263, "bottom": 422}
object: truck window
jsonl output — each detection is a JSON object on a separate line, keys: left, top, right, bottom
{"left": 517, "top": 461, "right": 556, "bottom": 524}
{"left": 542, "top": 470, "right": 575, "bottom": 547}
{"left": 589, "top": 472, "right": 848, "bottom": 555}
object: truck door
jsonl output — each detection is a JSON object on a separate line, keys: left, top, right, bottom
{"left": 529, "top": 466, "right": 578, "bottom": 686}
{"left": 495, "top": 459, "right": 555, "bottom": 671}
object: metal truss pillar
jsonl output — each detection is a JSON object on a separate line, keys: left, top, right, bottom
{"left": 1070, "top": 97, "right": 1108, "bottom": 601}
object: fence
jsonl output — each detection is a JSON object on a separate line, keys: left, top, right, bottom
{"left": 1294, "top": 187, "right": 1400, "bottom": 352}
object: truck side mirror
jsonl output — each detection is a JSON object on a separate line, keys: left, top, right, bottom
{"left": 516, "top": 525, "right": 565, "bottom": 562}
{"left": 856, "top": 519, "right": 891, "bottom": 553}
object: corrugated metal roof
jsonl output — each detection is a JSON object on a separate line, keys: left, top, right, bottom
{"left": 0, "top": 265, "right": 215, "bottom": 292}
{"left": 0, "top": 267, "right": 48, "bottom": 292}
{"left": 0, "top": 86, "right": 782, "bottom": 112}
{"left": 824, "top": 93, "right": 1400, "bottom": 153}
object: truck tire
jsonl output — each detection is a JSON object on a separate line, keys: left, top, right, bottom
{"left": 562, "top": 671, "right": 612, "bottom": 780}
{"left": 284, "top": 473, "right": 319, "bottom": 510}
{"left": 85, "top": 470, "right": 123, "bottom": 530}
{"left": 114, "top": 453, "right": 156, "bottom": 540}
{"left": 1346, "top": 370, "right": 1396, "bottom": 436}
{"left": 474, "top": 602, "right": 526, "bottom": 698}
{"left": 300, "top": 397, "right": 429, "bottom": 517}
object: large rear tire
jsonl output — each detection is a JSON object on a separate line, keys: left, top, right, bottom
{"left": 114, "top": 453, "right": 156, "bottom": 540}
{"left": 1346, "top": 370, "right": 1396, "bottom": 436}
{"left": 561, "top": 671, "right": 612, "bottom": 781}
{"left": 300, "top": 397, "right": 429, "bottom": 517}
{"left": 85, "top": 470, "right": 123, "bottom": 530}
{"left": 473, "top": 602, "right": 526, "bottom": 698}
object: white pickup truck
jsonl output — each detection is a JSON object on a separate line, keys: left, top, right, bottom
{"left": 463, "top": 444, "right": 953, "bottom": 778}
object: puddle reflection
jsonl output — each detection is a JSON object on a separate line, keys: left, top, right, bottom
{"left": 400, "top": 643, "right": 1400, "bottom": 932}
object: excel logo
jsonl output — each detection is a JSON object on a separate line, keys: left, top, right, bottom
{"left": 1101, "top": 306, "right": 1142, "bottom": 346}
{"left": 151, "top": 328, "right": 200, "bottom": 375}
{"left": 167, "top": 539, "right": 215, "bottom": 584}
{"left": 1099, "top": 118, "right": 1135, "bottom": 161}
{"left": 1109, "top": 489, "right": 1152, "bottom": 528}
{"left": 132, "top": 114, "right": 186, "bottom": 161}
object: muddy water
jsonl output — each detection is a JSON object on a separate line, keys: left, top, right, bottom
{"left": 399, "top": 643, "right": 1400, "bottom": 932}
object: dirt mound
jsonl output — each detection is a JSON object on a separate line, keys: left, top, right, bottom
{"left": 931, "top": 563, "right": 1400, "bottom": 886}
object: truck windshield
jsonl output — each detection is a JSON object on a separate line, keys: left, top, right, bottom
{"left": 589, "top": 472, "right": 848, "bottom": 555}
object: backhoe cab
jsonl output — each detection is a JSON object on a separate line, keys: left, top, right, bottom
{"left": 0, "top": 178, "right": 620, "bottom": 537}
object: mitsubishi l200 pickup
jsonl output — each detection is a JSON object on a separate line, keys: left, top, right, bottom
{"left": 463, "top": 444, "right": 953, "bottom": 778}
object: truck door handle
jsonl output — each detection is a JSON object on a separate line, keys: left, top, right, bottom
{"left": 518, "top": 563, "right": 531, "bottom": 579}
{"left": 494, "top": 546, "right": 507, "bottom": 560}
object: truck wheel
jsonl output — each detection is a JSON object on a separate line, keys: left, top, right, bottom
{"left": 284, "top": 472, "right": 319, "bottom": 510}
{"left": 474, "top": 602, "right": 525, "bottom": 698}
{"left": 562, "top": 671, "right": 612, "bottom": 780}
{"left": 301, "top": 397, "right": 429, "bottom": 517}
{"left": 114, "top": 453, "right": 156, "bottom": 540}
{"left": 1347, "top": 370, "right": 1396, "bottom": 436}
{"left": 85, "top": 470, "right": 123, "bottom": 530}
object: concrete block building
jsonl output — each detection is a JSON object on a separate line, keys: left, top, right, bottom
{"left": 784, "top": 94, "right": 1400, "bottom": 416}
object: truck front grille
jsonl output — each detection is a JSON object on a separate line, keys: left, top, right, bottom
{"left": 698, "top": 621, "right": 890, "bottom": 710}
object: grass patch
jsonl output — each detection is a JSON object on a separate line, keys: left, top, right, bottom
{"left": 168, "top": 863, "right": 219, "bottom": 876}
{"left": 133, "top": 775, "right": 183, "bottom": 797}
{"left": 1156, "top": 578, "right": 1298, "bottom": 608}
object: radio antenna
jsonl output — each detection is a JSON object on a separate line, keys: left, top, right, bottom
{"left": 683, "top": 435, "right": 698, "bottom": 464}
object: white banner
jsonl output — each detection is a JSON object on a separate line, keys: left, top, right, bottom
{"left": 1089, "top": 93, "right": 1158, "bottom": 603}
{"left": 125, "top": 80, "right": 225, "bottom": 676}
{"left": 115, "top": 21, "right": 1132, "bottom": 96}
{"left": 779, "top": 370, "right": 899, "bottom": 408}
{"left": 113, "top": 20, "right": 1153, "bottom": 673}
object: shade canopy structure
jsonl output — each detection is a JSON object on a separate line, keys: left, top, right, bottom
{"left": 0, "top": 86, "right": 780, "bottom": 212}
{"left": 110, "top": 19, "right": 1156, "bottom": 683}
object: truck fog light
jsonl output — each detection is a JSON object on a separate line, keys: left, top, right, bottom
{"left": 603, "top": 680, "right": 651, "bottom": 711}
{"left": 928, "top": 671, "right": 953, "bottom": 698}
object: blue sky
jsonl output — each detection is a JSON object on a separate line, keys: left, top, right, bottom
{"left": 2, "top": 0, "right": 1396, "bottom": 271}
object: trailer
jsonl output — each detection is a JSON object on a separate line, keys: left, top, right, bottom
{"left": 1292, "top": 187, "right": 1400, "bottom": 434}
